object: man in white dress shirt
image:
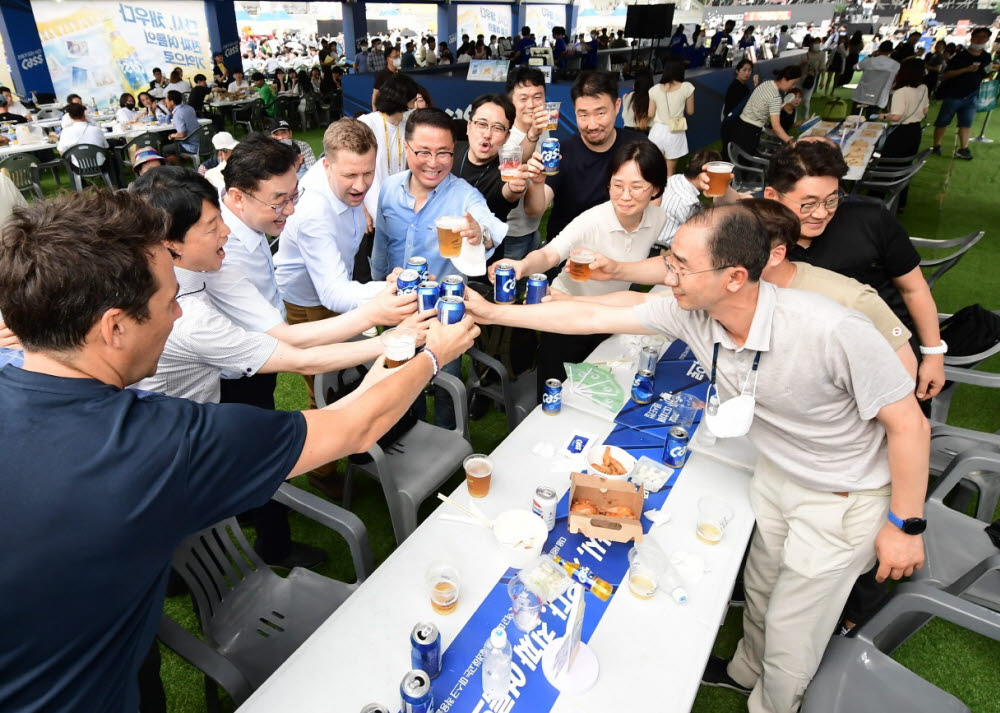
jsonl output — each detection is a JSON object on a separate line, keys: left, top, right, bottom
{"left": 57, "top": 103, "right": 108, "bottom": 179}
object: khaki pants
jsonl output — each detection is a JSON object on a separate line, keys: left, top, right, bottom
{"left": 728, "top": 456, "right": 890, "bottom": 713}
{"left": 284, "top": 300, "right": 337, "bottom": 478}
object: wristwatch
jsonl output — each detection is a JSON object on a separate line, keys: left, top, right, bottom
{"left": 888, "top": 509, "right": 927, "bottom": 535}
{"left": 480, "top": 223, "right": 493, "bottom": 250}
{"left": 919, "top": 340, "right": 948, "bottom": 355}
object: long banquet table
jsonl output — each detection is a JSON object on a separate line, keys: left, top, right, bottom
{"left": 237, "top": 334, "right": 757, "bottom": 713}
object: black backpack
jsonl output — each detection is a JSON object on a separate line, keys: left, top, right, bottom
{"left": 939, "top": 304, "right": 1000, "bottom": 357}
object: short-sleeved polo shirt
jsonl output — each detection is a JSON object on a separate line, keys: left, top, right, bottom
{"left": 633, "top": 282, "right": 914, "bottom": 492}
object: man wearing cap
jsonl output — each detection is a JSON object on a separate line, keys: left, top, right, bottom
{"left": 268, "top": 117, "right": 316, "bottom": 179}
{"left": 131, "top": 147, "right": 165, "bottom": 177}
{"left": 203, "top": 132, "right": 239, "bottom": 189}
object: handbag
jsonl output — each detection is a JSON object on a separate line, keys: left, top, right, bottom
{"left": 668, "top": 116, "right": 688, "bottom": 131}
{"left": 802, "top": 74, "right": 816, "bottom": 90}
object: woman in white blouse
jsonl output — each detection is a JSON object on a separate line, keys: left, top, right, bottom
{"left": 875, "top": 59, "right": 929, "bottom": 211}
{"left": 492, "top": 139, "right": 668, "bottom": 299}
{"left": 648, "top": 57, "right": 696, "bottom": 177}
{"left": 164, "top": 68, "right": 191, "bottom": 95}
{"left": 357, "top": 72, "right": 420, "bottom": 214}
{"left": 115, "top": 93, "right": 139, "bottom": 124}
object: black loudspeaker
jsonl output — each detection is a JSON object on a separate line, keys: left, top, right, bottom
{"left": 624, "top": 3, "right": 675, "bottom": 40}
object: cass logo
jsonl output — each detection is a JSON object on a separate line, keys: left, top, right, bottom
{"left": 502, "top": 278, "right": 515, "bottom": 293}
{"left": 224, "top": 45, "right": 239, "bottom": 58}
{"left": 20, "top": 54, "right": 44, "bottom": 70}
{"left": 668, "top": 444, "right": 687, "bottom": 459}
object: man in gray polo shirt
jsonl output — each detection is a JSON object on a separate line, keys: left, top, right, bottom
{"left": 464, "top": 204, "right": 929, "bottom": 713}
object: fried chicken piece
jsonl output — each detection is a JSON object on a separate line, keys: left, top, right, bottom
{"left": 600, "top": 505, "right": 636, "bottom": 519}
{"left": 591, "top": 462, "right": 614, "bottom": 475}
{"left": 571, "top": 499, "right": 599, "bottom": 515}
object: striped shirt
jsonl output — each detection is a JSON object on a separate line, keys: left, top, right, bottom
{"left": 134, "top": 267, "right": 278, "bottom": 404}
{"left": 655, "top": 174, "right": 702, "bottom": 247}
{"left": 739, "top": 80, "right": 784, "bottom": 128}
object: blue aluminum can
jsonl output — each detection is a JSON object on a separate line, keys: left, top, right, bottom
{"left": 410, "top": 622, "right": 442, "bottom": 679}
{"left": 417, "top": 280, "right": 441, "bottom": 312}
{"left": 397, "top": 268, "right": 421, "bottom": 294}
{"left": 436, "top": 295, "right": 466, "bottom": 324}
{"left": 526, "top": 273, "right": 548, "bottom": 305}
{"left": 631, "top": 370, "right": 656, "bottom": 404}
{"left": 541, "top": 138, "right": 560, "bottom": 176}
{"left": 441, "top": 274, "right": 465, "bottom": 299}
{"left": 406, "top": 256, "right": 429, "bottom": 281}
{"left": 494, "top": 261, "right": 517, "bottom": 304}
{"left": 400, "top": 670, "right": 434, "bottom": 713}
{"left": 542, "top": 378, "right": 562, "bottom": 415}
{"left": 664, "top": 426, "right": 690, "bottom": 469}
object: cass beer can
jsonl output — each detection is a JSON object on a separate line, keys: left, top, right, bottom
{"left": 396, "top": 268, "right": 421, "bottom": 294}
{"left": 525, "top": 273, "right": 548, "bottom": 305}
{"left": 540, "top": 138, "right": 560, "bottom": 176}
{"left": 436, "top": 295, "right": 466, "bottom": 324}
{"left": 441, "top": 274, "right": 465, "bottom": 299}
{"left": 406, "top": 256, "right": 429, "bottom": 281}
{"left": 360, "top": 705, "right": 391, "bottom": 713}
{"left": 532, "top": 486, "right": 558, "bottom": 531}
{"left": 542, "top": 378, "right": 562, "bottom": 415}
{"left": 493, "top": 262, "right": 517, "bottom": 304}
{"left": 410, "top": 622, "right": 442, "bottom": 679}
{"left": 417, "top": 280, "right": 441, "bottom": 312}
{"left": 664, "top": 426, "right": 690, "bottom": 469}
{"left": 400, "top": 670, "right": 434, "bottom": 713}
{"left": 631, "top": 370, "right": 656, "bottom": 404}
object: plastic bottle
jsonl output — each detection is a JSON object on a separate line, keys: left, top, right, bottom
{"left": 661, "top": 559, "right": 689, "bottom": 605}
{"left": 481, "top": 627, "right": 512, "bottom": 702}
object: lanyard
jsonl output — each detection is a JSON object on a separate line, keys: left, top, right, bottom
{"left": 382, "top": 113, "right": 403, "bottom": 174}
{"left": 710, "top": 342, "right": 762, "bottom": 395}
{"left": 458, "top": 152, "right": 489, "bottom": 189}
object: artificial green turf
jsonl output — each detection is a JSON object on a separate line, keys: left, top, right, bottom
{"left": 33, "top": 94, "right": 992, "bottom": 711}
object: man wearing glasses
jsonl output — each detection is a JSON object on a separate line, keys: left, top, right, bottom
{"left": 453, "top": 93, "right": 547, "bottom": 224}
{"left": 463, "top": 204, "right": 929, "bottom": 713}
{"left": 371, "top": 107, "right": 509, "bottom": 428}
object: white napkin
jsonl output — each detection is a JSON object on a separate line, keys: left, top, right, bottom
{"left": 450, "top": 237, "right": 486, "bottom": 276}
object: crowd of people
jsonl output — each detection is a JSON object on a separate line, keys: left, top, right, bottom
{"left": 0, "top": 18, "right": 995, "bottom": 713}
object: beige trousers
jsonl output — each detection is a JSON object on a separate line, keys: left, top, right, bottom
{"left": 728, "top": 455, "right": 890, "bottom": 713}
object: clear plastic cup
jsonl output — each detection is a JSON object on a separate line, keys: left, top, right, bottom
{"left": 704, "top": 161, "right": 735, "bottom": 198}
{"left": 627, "top": 544, "right": 667, "bottom": 599}
{"left": 464, "top": 453, "right": 493, "bottom": 498}
{"left": 381, "top": 327, "right": 417, "bottom": 369}
{"left": 696, "top": 496, "right": 734, "bottom": 545}
{"left": 426, "top": 562, "right": 460, "bottom": 615}
{"left": 545, "top": 101, "right": 561, "bottom": 131}
{"left": 507, "top": 574, "right": 543, "bottom": 631}
{"left": 568, "top": 249, "right": 594, "bottom": 282}
{"left": 498, "top": 145, "right": 522, "bottom": 182}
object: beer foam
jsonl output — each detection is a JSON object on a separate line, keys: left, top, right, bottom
{"left": 382, "top": 330, "right": 416, "bottom": 361}
{"left": 464, "top": 457, "right": 492, "bottom": 477}
{"left": 435, "top": 216, "right": 467, "bottom": 231}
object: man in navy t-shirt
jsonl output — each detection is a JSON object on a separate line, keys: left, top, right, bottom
{"left": 512, "top": 25, "right": 536, "bottom": 65}
{"left": 0, "top": 190, "right": 478, "bottom": 713}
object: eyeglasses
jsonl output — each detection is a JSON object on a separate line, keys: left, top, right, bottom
{"left": 405, "top": 143, "right": 455, "bottom": 161}
{"left": 241, "top": 186, "right": 304, "bottom": 215}
{"left": 776, "top": 190, "right": 844, "bottom": 216}
{"left": 609, "top": 182, "right": 654, "bottom": 198}
{"left": 469, "top": 119, "right": 509, "bottom": 136}
{"left": 662, "top": 254, "right": 736, "bottom": 280}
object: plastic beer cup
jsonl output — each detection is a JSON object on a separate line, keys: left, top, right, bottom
{"left": 704, "top": 161, "right": 734, "bottom": 198}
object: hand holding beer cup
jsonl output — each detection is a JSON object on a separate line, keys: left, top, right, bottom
{"left": 703, "top": 161, "right": 735, "bottom": 198}
{"left": 435, "top": 215, "right": 467, "bottom": 258}
{"left": 459, "top": 211, "right": 484, "bottom": 246}
{"left": 579, "top": 251, "right": 619, "bottom": 282}
{"left": 498, "top": 145, "right": 522, "bottom": 183}
{"left": 530, "top": 104, "right": 550, "bottom": 139}
{"left": 567, "top": 248, "right": 596, "bottom": 282}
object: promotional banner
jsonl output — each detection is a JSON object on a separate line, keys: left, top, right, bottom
{"left": 33, "top": 1, "right": 212, "bottom": 109}
{"left": 977, "top": 79, "right": 998, "bottom": 114}
{"left": 525, "top": 5, "right": 566, "bottom": 43}
{"left": 0, "top": 39, "right": 15, "bottom": 93}
{"left": 457, "top": 5, "right": 513, "bottom": 43}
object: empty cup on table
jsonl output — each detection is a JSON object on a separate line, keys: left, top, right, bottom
{"left": 696, "top": 496, "right": 734, "bottom": 545}
{"left": 507, "top": 574, "right": 543, "bottom": 631}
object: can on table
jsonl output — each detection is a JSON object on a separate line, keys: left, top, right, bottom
{"left": 532, "top": 486, "right": 558, "bottom": 531}
{"left": 664, "top": 426, "right": 690, "bottom": 469}
{"left": 493, "top": 262, "right": 517, "bottom": 304}
{"left": 540, "top": 138, "right": 560, "bottom": 176}
{"left": 397, "top": 268, "right": 421, "bottom": 294}
{"left": 410, "top": 622, "right": 442, "bottom": 679}
{"left": 417, "top": 280, "right": 441, "bottom": 312}
{"left": 631, "top": 370, "right": 656, "bottom": 404}
{"left": 400, "top": 670, "right": 434, "bottom": 713}
{"left": 360, "top": 704, "right": 391, "bottom": 713}
{"left": 525, "top": 273, "right": 548, "bottom": 305}
{"left": 437, "top": 295, "right": 466, "bottom": 324}
{"left": 542, "top": 378, "right": 562, "bottom": 415}
{"left": 441, "top": 274, "right": 465, "bottom": 299}
{"left": 406, "top": 256, "right": 429, "bottom": 281}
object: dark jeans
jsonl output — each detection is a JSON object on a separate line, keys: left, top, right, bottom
{"left": 535, "top": 331, "right": 609, "bottom": 401}
{"left": 219, "top": 372, "right": 292, "bottom": 562}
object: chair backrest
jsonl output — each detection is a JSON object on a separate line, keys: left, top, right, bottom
{"left": 910, "top": 231, "right": 985, "bottom": 289}
{"left": 171, "top": 517, "right": 279, "bottom": 643}
{"left": 123, "top": 132, "right": 161, "bottom": 155}
{"left": 727, "top": 142, "right": 767, "bottom": 191}
{"left": 62, "top": 143, "right": 111, "bottom": 174}
{"left": 0, "top": 154, "right": 40, "bottom": 191}
{"left": 35, "top": 108, "right": 61, "bottom": 121}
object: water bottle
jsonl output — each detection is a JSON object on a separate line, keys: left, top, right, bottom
{"left": 481, "top": 627, "right": 512, "bottom": 702}
{"left": 661, "top": 558, "right": 689, "bottom": 605}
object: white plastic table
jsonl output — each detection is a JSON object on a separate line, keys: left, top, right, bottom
{"left": 0, "top": 119, "right": 212, "bottom": 159}
{"left": 237, "top": 340, "right": 757, "bottom": 713}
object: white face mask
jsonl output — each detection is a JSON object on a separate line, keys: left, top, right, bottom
{"left": 702, "top": 344, "right": 761, "bottom": 439}
{"left": 392, "top": 57, "right": 402, "bottom": 69}
{"left": 970, "top": 43, "right": 988, "bottom": 51}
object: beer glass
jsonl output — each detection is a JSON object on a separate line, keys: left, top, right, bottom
{"left": 703, "top": 161, "right": 734, "bottom": 198}
{"left": 426, "top": 562, "right": 460, "bottom": 615}
{"left": 381, "top": 327, "right": 417, "bottom": 369}
{"left": 463, "top": 453, "right": 493, "bottom": 498}
{"left": 568, "top": 249, "right": 595, "bottom": 282}
{"left": 498, "top": 145, "right": 521, "bottom": 182}
{"left": 435, "top": 216, "right": 466, "bottom": 258}
{"left": 696, "top": 496, "right": 734, "bottom": 545}
{"left": 545, "top": 101, "right": 561, "bottom": 131}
